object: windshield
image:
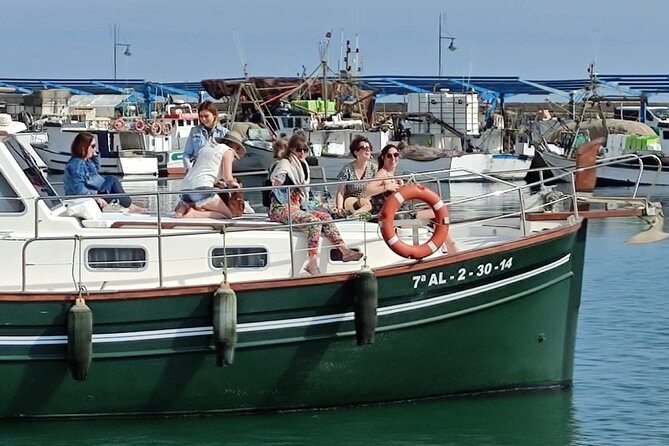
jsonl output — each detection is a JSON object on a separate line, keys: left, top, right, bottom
{"left": 650, "top": 108, "right": 669, "bottom": 120}
{"left": 3, "top": 136, "right": 61, "bottom": 209}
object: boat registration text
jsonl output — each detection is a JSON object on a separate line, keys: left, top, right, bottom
{"left": 412, "top": 257, "right": 514, "bottom": 288}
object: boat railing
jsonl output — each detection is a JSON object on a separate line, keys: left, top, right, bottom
{"left": 21, "top": 154, "right": 653, "bottom": 290}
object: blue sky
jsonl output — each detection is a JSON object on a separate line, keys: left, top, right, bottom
{"left": 2, "top": 0, "right": 668, "bottom": 82}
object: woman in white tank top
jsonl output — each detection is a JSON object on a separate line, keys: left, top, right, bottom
{"left": 175, "top": 130, "right": 246, "bottom": 219}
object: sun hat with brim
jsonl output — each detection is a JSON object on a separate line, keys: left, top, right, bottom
{"left": 344, "top": 196, "right": 372, "bottom": 214}
{"left": 215, "top": 130, "right": 246, "bottom": 159}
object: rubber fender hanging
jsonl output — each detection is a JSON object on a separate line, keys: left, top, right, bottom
{"left": 67, "top": 297, "right": 93, "bottom": 381}
{"left": 353, "top": 267, "right": 378, "bottom": 346}
{"left": 213, "top": 283, "right": 237, "bottom": 366}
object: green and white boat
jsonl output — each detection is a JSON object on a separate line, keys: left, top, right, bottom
{"left": 0, "top": 133, "right": 661, "bottom": 418}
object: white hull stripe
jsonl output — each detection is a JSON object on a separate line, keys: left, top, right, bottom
{"left": 0, "top": 254, "right": 571, "bottom": 346}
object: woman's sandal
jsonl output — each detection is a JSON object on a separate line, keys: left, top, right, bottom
{"left": 303, "top": 265, "right": 321, "bottom": 275}
{"left": 342, "top": 250, "right": 364, "bottom": 262}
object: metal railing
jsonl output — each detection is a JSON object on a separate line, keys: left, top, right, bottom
{"left": 17, "top": 153, "right": 660, "bottom": 291}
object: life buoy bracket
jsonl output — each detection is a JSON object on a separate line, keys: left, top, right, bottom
{"left": 379, "top": 184, "right": 449, "bottom": 259}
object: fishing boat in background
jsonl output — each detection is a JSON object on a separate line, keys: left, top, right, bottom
{"left": 0, "top": 131, "right": 664, "bottom": 418}
{"left": 31, "top": 122, "right": 162, "bottom": 176}
{"left": 536, "top": 119, "right": 669, "bottom": 186}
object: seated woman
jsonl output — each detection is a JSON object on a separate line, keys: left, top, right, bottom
{"left": 335, "top": 136, "right": 377, "bottom": 214}
{"left": 363, "top": 144, "right": 457, "bottom": 253}
{"left": 269, "top": 133, "right": 363, "bottom": 275}
{"left": 64, "top": 132, "right": 145, "bottom": 212}
{"left": 175, "top": 130, "right": 246, "bottom": 219}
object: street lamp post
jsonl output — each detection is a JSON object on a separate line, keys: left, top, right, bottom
{"left": 112, "top": 24, "right": 132, "bottom": 81}
{"left": 438, "top": 13, "right": 456, "bottom": 77}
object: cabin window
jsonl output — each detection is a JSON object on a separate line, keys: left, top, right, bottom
{"left": 329, "top": 248, "right": 361, "bottom": 262}
{"left": 663, "top": 130, "right": 669, "bottom": 140}
{"left": 0, "top": 171, "right": 25, "bottom": 213}
{"left": 172, "top": 120, "right": 176, "bottom": 126}
{"left": 211, "top": 247, "right": 268, "bottom": 269}
{"left": 86, "top": 246, "right": 147, "bottom": 270}
{"left": 178, "top": 119, "right": 184, "bottom": 126}
{"left": 4, "top": 138, "right": 59, "bottom": 209}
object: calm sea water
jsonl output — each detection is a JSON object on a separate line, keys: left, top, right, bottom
{"left": 1, "top": 183, "right": 667, "bottom": 445}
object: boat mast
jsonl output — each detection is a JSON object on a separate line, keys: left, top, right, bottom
{"left": 320, "top": 31, "right": 332, "bottom": 120}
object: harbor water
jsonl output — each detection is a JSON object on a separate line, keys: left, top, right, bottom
{"left": 0, "top": 183, "right": 667, "bottom": 445}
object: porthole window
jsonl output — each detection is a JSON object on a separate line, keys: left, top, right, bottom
{"left": 87, "top": 247, "right": 147, "bottom": 270}
{"left": 211, "top": 247, "right": 268, "bottom": 269}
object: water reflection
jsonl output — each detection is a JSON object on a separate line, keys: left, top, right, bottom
{"left": 0, "top": 391, "right": 579, "bottom": 446}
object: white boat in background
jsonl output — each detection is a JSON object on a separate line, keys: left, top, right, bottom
{"left": 537, "top": 120, "right": 669, "bottom": 186}
{"left": 152, "top": 102, "right": 200, "bottom": 176}
{"left": 33, "top": 123, "right": 159, "bottom": 176}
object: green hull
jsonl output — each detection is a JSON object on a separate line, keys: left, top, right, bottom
{"left": 0, "top": 224, "right": 586, "bottom": 417}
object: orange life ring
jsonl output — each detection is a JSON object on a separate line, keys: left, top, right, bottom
{"left": 134, "top": 119, "right": 145, "bottom": 132}
{"left": 379, "top": 184, "right": 449, "bottom": 259}
{"left": 150, "top": 122, "right": 162, "bottom": 135}
{"left": 113, "top": 118, "right": 125, "bottom": 131}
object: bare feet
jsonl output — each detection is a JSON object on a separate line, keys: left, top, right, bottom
{"left": 128, "top": 204, "right": 147, "bottom": 213}
{"left": 341, "top": 249, "right": 364, "bottom": 262}
{"left": 304, "top": 258, "right": 320, "bottom": 275}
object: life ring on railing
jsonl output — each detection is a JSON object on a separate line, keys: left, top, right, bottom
{"left": 134, "top": 118, "right": 145, "bottom": 132}
{"left": 379, "top": 184, "right": 449, "bottom": 260}
{"left": 161, "top": 122, "right": 173, "bottom": 135}
{"left": 149, "top": 122, "right": 162, "bottom": 135}
{"left": 113, "top": 118, "right": 125, "bottom": 132}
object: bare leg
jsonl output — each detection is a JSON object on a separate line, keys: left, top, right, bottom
{"left": 174, "top": 201, "right": 191, "bottom": 218}
{"left": 304, "top": 255, "right": 320, "bottom": 275}
{"left": 182, "top": 208, "right": 229, "bottom": 219}
{"left": 181, "top": 196, "right": 233, "bottom": 219}
{"left": 128, "top": 203, "right": 147, "bottom": 213}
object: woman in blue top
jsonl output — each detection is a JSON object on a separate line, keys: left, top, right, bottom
{"left": 64, "top": 132, "right": 145, "bottom": 212}
{"left": 182, "top": 100, "right": 229, "bottom": 172}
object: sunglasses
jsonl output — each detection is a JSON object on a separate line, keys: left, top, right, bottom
{"left": 295, "top": 148, "right": 308, "bottom": 153}
{"left": 357, "top": 145, "right": 372, "bottom": 151}
{"left": 385, "top": 152, "right": 400, "bottom": 159}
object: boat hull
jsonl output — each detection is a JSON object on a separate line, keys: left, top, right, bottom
{"left": 538, "top": 148, "right": 669, "bottom": 186}
{"left": 0, "top": 224, "right": 585, "bottom": 417}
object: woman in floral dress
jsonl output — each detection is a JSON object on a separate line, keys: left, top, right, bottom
{"left": 269, "top": 133, "right": 363, "bottom": 275}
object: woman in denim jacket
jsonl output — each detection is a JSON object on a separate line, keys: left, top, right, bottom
{"left": 182, "top": 101, "right": 228, "bottom": 172}
{"left": 64, "top": 132, "right": 145, "bottom": 212}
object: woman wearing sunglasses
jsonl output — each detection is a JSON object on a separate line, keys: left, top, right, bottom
{"left": 334, "top": 136, "right": 377, "bottom": 213}
{"left": 363, "top": 143, "right": 457, "bottom": 253}
{"left": 269, "top": 133, "right": 363, "bottom": 275}
{"left": 64, "top": 132, "right": 145, "bottom": 212}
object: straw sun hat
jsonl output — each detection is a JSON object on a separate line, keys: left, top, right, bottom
{"left": 344, "top": 196, "right": 372, "bottom": 214}
{"left": 215, "top": 130, "right": 247, "bottom": 159}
